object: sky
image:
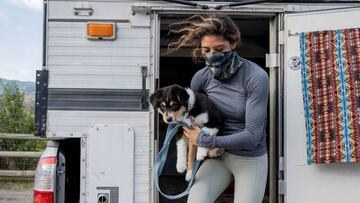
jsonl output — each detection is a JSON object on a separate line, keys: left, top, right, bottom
{"left": 0, "top": 0, "right": 42, "bottom": 82}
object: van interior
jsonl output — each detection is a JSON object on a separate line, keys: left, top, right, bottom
{"left": 157, "top": 14, "right": 271, "bottom": 203}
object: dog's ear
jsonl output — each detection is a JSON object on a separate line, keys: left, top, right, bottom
{"left": 179, "top": 88, "right": 190, "bottom": 106}
{"left": 149, "top": 89, "right": 163, "bottom": 109}
{"left": 172, "top": 84, "right": 189, "bottom": 106}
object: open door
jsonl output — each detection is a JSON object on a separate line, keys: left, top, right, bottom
{"left": 284, "top": 7, "right": 360, "bottom": 203}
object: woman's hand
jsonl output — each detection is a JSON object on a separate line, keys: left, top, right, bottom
{"left": 182, "top": 125, "right": 202, "bottom": 146}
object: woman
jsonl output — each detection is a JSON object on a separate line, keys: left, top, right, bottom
{"left": 168, "top": 14, "right": 269, "bottom": 203}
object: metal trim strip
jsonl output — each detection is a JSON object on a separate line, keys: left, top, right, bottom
{"left": 48, "top": 88, "right": 149, "bottom": 111}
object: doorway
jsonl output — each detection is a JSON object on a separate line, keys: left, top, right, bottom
{"left": 155, "top": 13, "right": 274, "bottom": 203}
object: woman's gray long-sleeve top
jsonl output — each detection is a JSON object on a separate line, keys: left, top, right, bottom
{"left": 191, "top": 56, "right": 269, "bottom": 157}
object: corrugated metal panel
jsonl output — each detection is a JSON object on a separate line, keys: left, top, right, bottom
{"left": 47, "top": 21, "right": 150, "bottom": 89}
{"left": 48, "top": 110, "right": 150, "bottom": 203}
{"left": 48, "top": 56, "right": 145, "bottom": 66}
{"left": 49, "top": 38, "right": 148, "bottom": 48}
{"left": 48, "top": 28, "right": 148, "bottom": 39}
{"left": 49, "top": 47, "right": 148, "bottom": 57}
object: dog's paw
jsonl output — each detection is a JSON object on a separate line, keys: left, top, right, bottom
{"left": 176, "top": 160, "right": 187, "bottom": 173}
{"left": 185, "top": 169, "right": 193, "bottom": 182}
{"left": 208, "top": 148, "right": 225, "bottom": 158}
{"left": 196, "top": 147, "right": 208, "bottom": 161}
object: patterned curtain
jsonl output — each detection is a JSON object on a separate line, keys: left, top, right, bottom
{"left": 299, "top": 28, "right": 360, "bottom": 165}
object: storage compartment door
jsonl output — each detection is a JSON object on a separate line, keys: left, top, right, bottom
{"left": 86, "top": 124, "right": 134, "bottom": 203}
{"left": 284, "top": 8, "right": 360, "bottom": 203}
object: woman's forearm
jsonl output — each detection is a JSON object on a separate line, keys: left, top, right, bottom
{"left": 196, "top": 128, "right": 262, "bottom": 149}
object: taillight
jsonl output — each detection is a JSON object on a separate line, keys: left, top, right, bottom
{"left": 33, "top": 156, "right": 56, "bottom": 203}
{"left": 33, "top": 191, "right": 54, "bottom": 203}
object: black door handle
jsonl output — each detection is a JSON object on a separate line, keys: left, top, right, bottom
{"left": 141, "top": 66, "right": 148, "bottom": 109}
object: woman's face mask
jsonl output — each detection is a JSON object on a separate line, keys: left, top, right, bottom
{"left": 202, "top": 50, "right": 237, "bottom": 81}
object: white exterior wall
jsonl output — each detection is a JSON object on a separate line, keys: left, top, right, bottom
{"left": 47, "top": 21, "right": 149, "bottom": 89}
{"left": 48, "top": 1, "right": 132, "bottom": 21}
{"left": 46, "top": 1, "right": 153, "bottom": 202}
{"left": 47, "top": 1, "right": 150, "bottom": 89}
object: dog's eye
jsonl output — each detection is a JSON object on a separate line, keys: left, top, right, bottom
{"left": 160, "top": 103, "right": 166, "bottom": 110}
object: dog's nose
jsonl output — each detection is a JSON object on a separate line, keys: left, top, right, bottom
{"left": 166, "top": 117, "right": 173, "bottom": 122}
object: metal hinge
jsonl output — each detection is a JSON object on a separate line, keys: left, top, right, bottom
{"left": 278, "top": 30, "right": 284, "bottom": 45}
{"left": 265, "top": 53, "right": 279, "bottom": 68}
{"left": 279, "top": 156, "right": 284, "bottom": 171}
{"left": 278, "top": 156, "right": 285, "bottom": 195}
{"left": 278, "top": 179, "right": 285, "bottom": 195}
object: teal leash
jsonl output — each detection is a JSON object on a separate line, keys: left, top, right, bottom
{"left": 153, "top": 122, "right": 202, "bottom": 200}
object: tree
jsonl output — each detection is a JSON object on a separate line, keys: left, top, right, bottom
{"left": 0, "top": 82, "right": 27, "bottom": 133}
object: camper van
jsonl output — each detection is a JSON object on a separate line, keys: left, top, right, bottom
{"left": 33, "top": 1, "right": 360, "bottom": 203}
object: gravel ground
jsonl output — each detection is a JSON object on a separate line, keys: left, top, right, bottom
{"left": 0, "top": 180, "right": 33, "bottom": 203}
{"left": 0, "top": 190, "right": 33, "bottom": 203}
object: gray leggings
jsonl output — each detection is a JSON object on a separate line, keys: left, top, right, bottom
{"left": 187, "top": 152, "right": 268, "bottom": 203}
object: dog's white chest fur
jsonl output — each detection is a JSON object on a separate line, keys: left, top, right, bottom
{"left": 180, "top": 112, "right": 209, "bottom": 128}
{"left": 194, "top": 113, "right": 208, "bottom": 126}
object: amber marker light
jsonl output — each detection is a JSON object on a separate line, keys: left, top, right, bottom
{"left": 86, "top": 22, "right": 116, "bottom": 40}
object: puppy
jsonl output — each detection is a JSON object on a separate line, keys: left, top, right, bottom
{"left": 150, "top": 84, "right": 224, "bottom": 181}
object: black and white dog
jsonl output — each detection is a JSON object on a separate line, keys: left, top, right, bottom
{"left": 150, "top": 84, "right": 224, "bottom": 181}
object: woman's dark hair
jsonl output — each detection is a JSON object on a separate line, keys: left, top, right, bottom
{"left": 166, "top": 14, "right": 241, "bottom": 62}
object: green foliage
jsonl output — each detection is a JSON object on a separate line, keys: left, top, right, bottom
{"left": 0, "top": 82, "right": 27, "bottom": 133}
{"left": 0, "top": 81, "right": 37, "bottom": 134}
{"left": 0, "top": 82, "right": 46, "bottom": 170}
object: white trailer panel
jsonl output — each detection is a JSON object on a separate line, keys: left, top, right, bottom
{"left": 47, "top": 21, "right": 150, "bottom": 89}
{"left": 48, "top": 1, "right": 132, "bottom": 21}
